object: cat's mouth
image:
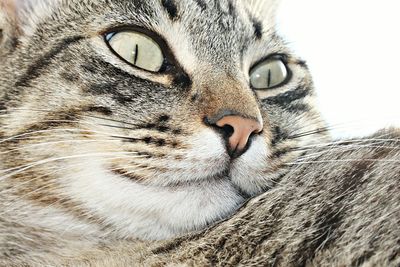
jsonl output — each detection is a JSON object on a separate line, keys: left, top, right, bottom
{"left": 112, "top": 165, "right": 231, "bottom": 187}
{"left": 113, "top": 166, "right": 253, "bottom": 201}
{"left": 111, "top": 160, "right": 254, "bottom": 199}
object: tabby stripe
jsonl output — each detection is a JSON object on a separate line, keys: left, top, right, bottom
{"left": 214, "top": 0, "right": 236, "bottom": 17}
{"left": 351, "top": 251, "right": 375, "bottom": 266}
{"left": 270, "top": 147, "right": 291, "bottom": 158}
{"left": 112, "top": 169, "right": 148, "bottom": 182}
{"left": 294, "top": 147, "right": 393, "bottom": 265}
{"left": 262, "top": 86, "right": 311, "bottom": 107}
{"left": 82, "top": 56, "right": 193, "bottom": 98}
{"left": 82, "top": 56, "right": 138, "bottom": 80}
{"left": 252, "top": 19, "right": 263, "bottom": 39}
{"left": 296, "top": 59, "right": 309, "bottom": 69}
{"left": 193, "top": 0, "right": 207, "bottom": 11}
{"left": 227, "top": 1, "right": 236, "bottom": 16}
{"left": 4, "top": 109, "right": 179, "bottom": 148}
{"left": 161, "top": 0, "right": 179, "bottom": 20}
{"left": 85, "top": 106, "right": 113, "bottom": 116}
{"left": 116, "top": 135, "right": 173, "bottom": 148}
{"left": 246, "top": 200, "right": 290, "bottom": 261}
{"left": 0, "top": 100, "right": 6, "bottom": 110}
{"left": 271, "top": 126, "right": 289, "bottom": 146}
{"left": 286, "top": 103, "right": 311, "bottom": 113}
{"left": 88, "top": 83, "right": 135, "bottom": 104}
{"left": 15, "top": 36, "right": 84, "bottom": 87}
{"left": 151, "top": 237, "right": 188, "bottom": 254}
{"left": 297, "top": 205, "right": 345, "bottom": 265}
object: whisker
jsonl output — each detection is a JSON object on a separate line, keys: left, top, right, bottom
{"left": 0, "top": 152, "right": 145, "bottom": 180}
{"left": 9, "top": 133, "right": 110, "bottom": 141}
{"left": 116, "top": 165, "right": 156, "bottom": 177}
{"left": 0, "top": 128, "right": 110, "bottom": 144}
{"left": 295, "top": 146, "right": 399, "bottom": 162}
{"left": 0, "top": 126, "right": 147, "bottom": 144}
{"left": 292, "top": 143, "right": 400, "bottom": 155}
{"left": 83, "top": 114, "right": 144, "bottom": 127}
{"left": 0, "top": 139, "right": 121, "bottom": 155}
{"left": 98, "top": 124, "right": 143, "bottom": 132}
{"left": 288, "top": 127, "right": 332, "bottom": 140}
{"left": 0, "top": 156, "right": 150, "bottom": 195}
{"left": 1, "top": 108, "right": 151, "bottom": 126}
{"left": 291, "top": 137, "right": 400, "bottom": 151}
{"left": 286, "top": 159, "right": 400, "bottom": 166}
{"left": 0, "top": 158, "right": 152, "bottom": 218}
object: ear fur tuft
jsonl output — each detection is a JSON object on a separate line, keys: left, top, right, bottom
{"left": 0, "top": 0, "right": 60, "bottom": 37}
{"left": 244, "top": 0, "right": 281, "bottom": 27}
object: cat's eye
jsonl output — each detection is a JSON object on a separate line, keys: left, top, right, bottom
{"left": 250, "top": 57, "right": 289, "bottom": 89}
{"left": 105, "top": 31, "right": 165, "bottom": 72}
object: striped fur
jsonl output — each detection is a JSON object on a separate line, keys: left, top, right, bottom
{"left": 0, "top": 0, "right": 399, "bottom": 266}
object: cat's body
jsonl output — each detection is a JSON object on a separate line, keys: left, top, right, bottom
{"left": 0, "top": 0, "right": 399, "bottom": 266}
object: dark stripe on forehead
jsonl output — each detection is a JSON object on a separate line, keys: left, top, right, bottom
{"left": 161, "top": 0, "right": 179, "bottom": 20}
{"left": 193, "top": 0, "right": 207, "bottom": 11}
{"left": 252, "top": 19, "right": 263, "bottom": 39}
{"left": 296, "top": 59, "right": 309, "bottom": 69}
{"left": 228, "top": 0, "right": 236, "bottom": 16}
{"left": 15, "top": 36, "right": 84, "bottom": 87}
{"left": 214, "top": 0, "right": 237, "bottom": 17}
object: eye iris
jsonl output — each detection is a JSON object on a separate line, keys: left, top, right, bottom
{"left": 106, "top": 31, "right": 164, "bottom": 72}
{"left": 250, "top": 59, "right": 288, "bottom": 89}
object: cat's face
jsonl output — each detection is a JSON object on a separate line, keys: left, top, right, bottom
{"left": 0, "top": 0, "right": 328, "bottom": 239}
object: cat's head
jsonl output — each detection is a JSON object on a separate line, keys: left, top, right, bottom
{"left": 0, "top": 0, "right": 329, "bottom": 239}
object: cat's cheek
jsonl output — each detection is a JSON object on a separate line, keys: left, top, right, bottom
{"left": 229, "top": 136, "right": 273, "bottom": 196}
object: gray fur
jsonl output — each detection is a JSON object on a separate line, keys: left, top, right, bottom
{"left": 0, "top": 0, "right": 399, "bottom": 266}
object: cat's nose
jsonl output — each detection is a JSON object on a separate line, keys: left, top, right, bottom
{"left": 215, "top": 116, "right": 263, "bottom": 158}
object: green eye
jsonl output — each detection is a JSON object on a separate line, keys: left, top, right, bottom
{"left": 105, "top": 31, "right": 165, "bottom": 72}
{"left": 250, "top": 57, "right": 289, "bottom": 89}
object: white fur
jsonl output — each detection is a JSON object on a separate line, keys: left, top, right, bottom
{"left": 230, "top": 136, "right": 273, "bottom": 195}
{"left": 63, "top": 155, "right": 244, "bottom": 240}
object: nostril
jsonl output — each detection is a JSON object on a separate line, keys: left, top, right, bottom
{"left": 203, "top": 117, "right": 235, "bottom": 137}
{"left": 221, "top": 124, "right": 234, "bottom": 138}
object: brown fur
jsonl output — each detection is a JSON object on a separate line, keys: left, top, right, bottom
{"left": 0, "top": 0, "right": 399, "bottom": 266}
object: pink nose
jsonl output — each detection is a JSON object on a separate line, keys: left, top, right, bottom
{"left": 216, "top": 115, "right": 263, "bottom": 154}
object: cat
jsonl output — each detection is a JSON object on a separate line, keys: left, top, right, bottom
{"left": 0, "top": 0, "right": 398, "bottom": 266}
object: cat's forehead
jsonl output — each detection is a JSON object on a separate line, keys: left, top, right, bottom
{"left": 104, "top": 0, "right": 274, "bottom": 42}
{"left": 82, "top": 0, "right": 281, "bottom": 68}
{"left": 13, "top": 0, "right": 283, "bottom": 75}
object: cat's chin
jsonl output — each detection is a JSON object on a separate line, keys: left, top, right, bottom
{"left": 60, "top": 157, "right": 245, "bottom": 240}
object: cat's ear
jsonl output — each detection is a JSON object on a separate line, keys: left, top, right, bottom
{"left": 0, "top": 0, "right": 59, "bottom": 39}
{"left": 244, "top": 0, "right": 281, "bottom": 27}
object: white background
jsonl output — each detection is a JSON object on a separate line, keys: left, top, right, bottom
{"left": 277, "top": 0, "right": 400, "bottom": 137}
